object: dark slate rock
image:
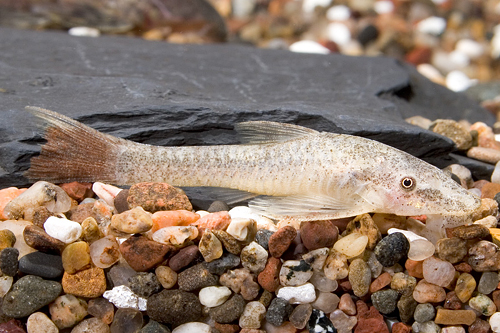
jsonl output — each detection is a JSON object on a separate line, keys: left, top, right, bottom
{"left": 147, "top": 290, "right": 201, "bottom": 327}
{"left": 1, "top": 275, "right": 62, "bottom": 318}
{"left": 128, "top": 272, "right": 162, "bottom": 298}
{"left": 205, "top": 253, "right": 241, "bottom": 275}
{"left": 374, "top": 232, "right": 410, "bottom": 267}
{"left": 208, "top": 294, "right": 246, "bottom": 324}
{"left": 0, "top": 28, "right": 495, "bottom": 188}
{"left": 0, "top": 248, "right": 18, "bottom": 277}
{"left": 254, "top": 229, "right": 274, "bottom": 251}
{"left": 307, "top": 309, "right": 336, "bottom": 333}
{"left": 266, "top": 297, "right": 293, "bottom": 327}
{"left": 18, "top": 251, "right": 64, "bottom": 279}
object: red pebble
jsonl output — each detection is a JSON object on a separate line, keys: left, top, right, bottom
{"left": 299, "top": 220, "right": 338, "bottom": 251}
{"left": 59, "top": 182, "right": 94, "bottom": 201}
{"left": 392, "top": 322, "right": 411, "bottom": 333}
{"left": 268, "top": 226, "right": 297, "bottom": 258}
{"left": 355, "top": 300, "right": 389, "bottom": 333}
{"left": 119, "top": 234, "right": 173, "bottom": 272}
{"left": 257, "top": 257, "right": 281, "bottom": 292}
{"left": 0, "top": 319, "right": 25, "bottom": 333}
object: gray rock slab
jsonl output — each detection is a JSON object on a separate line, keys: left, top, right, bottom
{"left": 0, "top": 27, "right": 495, "bottom": 188}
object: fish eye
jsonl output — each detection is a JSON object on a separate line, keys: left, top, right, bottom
{"left": 400, "top": 177, "right": 416, "bottom": 191}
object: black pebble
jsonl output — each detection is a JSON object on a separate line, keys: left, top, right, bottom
{"left": 18, "top": 251, "right": 64, "bottom": 279}
{"left": 207, "top": 200, "right": 229, "bottom": 213}
{"left": 0, "top": 248, "right": 19, "bottom": 276}
{"left": 374, "top": 232, "right": 410, "bottom": 267}
{"left": 307, "top": 309, "right": 337, "bottom": 333}
{"left": 266, "top": 297, "right": 293, "bottom": 326}
{"left": 255, "top": 229, "right": 274, "bottom": 251}
{"left": 357, "top": 24, "right": 379, "bottom": 46}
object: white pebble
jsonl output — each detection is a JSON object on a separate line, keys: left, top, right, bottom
{"left": 92, "top": 182, "right": 122, "bottom": 207}
{"left": 326, "top": 5, "right": 351, "bottom": 21}
{"left": 152, "top": 226, "right": 198, "bottom": 246}
{"left": 455, "top": 39, "right": 484, "bottom": 59}
{"left": 417, "top": 64, "right": 445, "bottom": 84}
{"left": 68, "top": 27, "right": 101, "bottom": 37}
{"left": 239, "top": 301, "right": 266, "bottom": 329}
{"left": 229, "top": 206, "right": 253, "bottom": 219}
{"left": 172, "top": 322, "right": 212, "bottom": 333}
{"left": 195, "top": 210, "right": 210, "bottom": 218}
{"left": 374, "top": 0, "right": 394, "bottom": 14}
{"left": 448, "top": 50, "right": 470, "bottom": 69}
{"left": 44, "top": 216, "right": 82, "bottom": 243}
{"left": 277, "top": 282, "right": 316, "bottom": 304}
{"left": 241, "top": 241, "right": 268, "bottom": 273}
{"left": 280, "top": 260, "right": 314, "bottom": 286}
{"left": 446, "top": 70, "right": 475, "bottom": 92}
{"left": 302, "top": 0, "right": 332, "bottom": 13}
{"left": 230, "top": 206, "right": 277, "bottom": 231}
{"left": 327, "top": 22, "right": 351, "bottom": 46}
{"left": 468, "top": 188, "right": 481, "bottom": 197}
{"left": 226, "top": 217, "right": 254, "bottom": 241}
{"left": 491, "top": 160, "right": 500, "bottom": 184}
{"left": 103, "top": 285, "right": 147, "bottom": 311}
{"left": 417, "top": 16, "right": 447, "bottom": 35}
{"left": 490, "top": 312, "right": 500, "bottom": 333}
{"left": 232, "top": 0, "right": 256, "bottom": 18}
{"left": 199, "top": 286, "right": 232, "bottom": 307}
{"left": 333, "top": 233, "right": 368, "bottom": 258}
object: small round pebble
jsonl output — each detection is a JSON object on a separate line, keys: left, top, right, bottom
{"left": 49, "top": 294, "right": 88, "bottom": 329}
{"left": 209, "top": 294, "right": 246, "bottom": 324}
{"left": 177, "top": 263, "right": 218, "bottom": 291}
{"left": 208, "top": 200, "right": 229, "bottom": 212}
{"left": 374, "top": 232, "right": 409, "bottom": 267}
{"left": 478, "top": 271, "right": 499, "bottom": 294}
{"left": 349, "top": 258, "right": 371, "bottom": 297}
{"left": 172, "top": 322, "right": 211, "bottom": 333}
{"left": 199, "top": 286, "right": 232, "bottom": 307}
{"left": 490, "top": 312, "right": 500, "bottom": 333}
{"left": 26, "top": 312, "right": 58, "bottom": 333}
{"left": 71, "top": 317, "right": 111, "bottom": 333}
{"left": 44, "top": 216, "right": 82, "bottom": 244}
{"left": 422, "top": 256, "right": 455, "bottom": 287}
{"left": 239, "top": 301, "right": 266, "bottom": 329}
{"left": 413, "top": 303, "right": 436, "bottom": 323}
{"left": 110, "top": 308, "right": 143, "bottom": 333}
{"left": 155, "top": 265, "right": 177, "bottom": 289}
{"left": 241, "top": 241, "right": 268, "bottom": 273}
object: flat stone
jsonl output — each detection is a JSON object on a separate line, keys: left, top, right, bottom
{"left": 1, "top": 27, "right": 495, "bottom": 188}
{"left": 18, "top": 251, "right": 63, "bottom": 279}
{"left": 450, "top": 224, "right": 491, "bottom": 239}
{"left": 290, "top": 303, "right": 312, "bottom": 330}
{"left": 127, "top": 182, "right": 192, "bottom": 213}
{"left": 1, "top": 275, "right": 62, "bottom": 318}
{"left": 147, "top": 289, "right": 201, "bottom": 326}
{"left": 110, "top": 308, "right": 143, "bottom": 333}
{"left": 26, "top": 312, "right": 58, "bottom": 333}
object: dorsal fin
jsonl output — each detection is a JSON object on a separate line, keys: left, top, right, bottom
{"left": 234, "top": 121, "right": 318, "bottom": 144}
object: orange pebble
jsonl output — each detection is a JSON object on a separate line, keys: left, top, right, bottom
{"left": 405, "top": 259, "right": 424, "bottom": 279}
{"left": 0, "top": 187, "right": 27, "bottom": 220}
{"left": 151, "top": 210, "right": 200, "bottom": 233}
{"left": 190, "top": 211, "right": 231, "bottom": 231}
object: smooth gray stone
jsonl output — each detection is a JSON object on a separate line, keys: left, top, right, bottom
{"left": 0, "top": 27, "right": 495, "bottom": 188}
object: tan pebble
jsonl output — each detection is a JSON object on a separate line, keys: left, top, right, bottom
{"left": 88, "top": 297, "right": 114, "bottom": 325}
{"left": 199, "top": 229, "right": 223, "bottom": 262}
{"left": 155, "top": 265, "right": 177, "bottom": 289}
{"left": 59, "top": 182, "right": 94, "bottom": 201}
{"left": 0, "top": 229, "right": 16, "bottom": 251}
{"left": 89, "top": 235, "right": 120, "bottom": 269}
{"left": 468, "top": 240, "right": 500, "bottom": 271}
{"left": 191, "top": 211, "right": 231, "bottom": 231}
{"left": 473, "top": 216, "right": 497, "bottom": 228}
{"left": 390, "top": 272, "right": 416, "bottom": 296}
{"left": 467, "top": 147, "right": 500, "bottom": 164}
{"left": 127, "top": 182, "right": 192, "bottom": 212}
{"left": 471, "top": 198, "right": 498, "bottom": 222}
{"left": 434, "top": 309, "right": 477, "bottom": 326}
{"left": 369, "top": 272, "right": 392, "bottom": 293}
{"left": 111, "top": 206, "right": 153, "bottom": 234}
{"left": 324, "top": 249, "right": 349, "bottom": 280}
{"left": 413, "top": 279, "right": 446, "bottom": 303}
{"left": 430, "top": 119, "right": 473, "bottom": 150}
{"left": 455, "top": 273, "right": 476, "bottom": 303}
{"left": 470, "top": 121, "right": 500, "bottom": 149}
{"left": 152, "top": 226, "right": 198, "bottom": 247}
{"left": 349, "top": 258, "right": 371, "bottom": 297}
{"left": 151, "top": 210, "right": 200, "bottom": 232}
{"left": 27, "top": 312, "right": 58, "bottom": 333}
{"left": 481, "top": 182, "right": 500, "bottom": 199}
{"left": 62, "top": 267, "right": 107, "bottom": 298}
{"left": 81, "top": 217, "right": 103, "bottom": 244}
{"left": 61, "top": 241, "right": 91, "bottom": 274}
{"left": 49, "top": 294, "right": 88, "bottom": 329}
{"left": 345, "top": 214, "right": 381, "bottom": 250}
{"left": 71, "top": 317, "right": 111, "bottom": 333}
{"left": 227, "top": 217, "right": 257, "bottom": 242}
{"left": 468, "top": 293, "right": 497, "bottom": 316}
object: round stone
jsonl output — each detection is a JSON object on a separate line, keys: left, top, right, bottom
{"left": 239, "top": 301, "right": 266, "bottom": 329}
{"left": 374, "top": 233, "right": 409, "bottom": 267}
{"left": 333, "top": 232, "right": 368, "bottom": 259}
{"left": 469, "top": 294, "right": 497, "bottom": 316}
{"left": 312, "top": 292, "right": 340, "bottom": 314}
{"left": 349, "top": 258, "right": 371, "bottom": 297}
{"left": 26, "top": 312, "right": 58, "bottom": 333}
{"left": 177, "top": 263, "right": 218, "bottom": 292}
{"left": 44, "top": 216, "right": 82, "bottom": 244}
{"left": 455, "top": 272, "right": 476, "bottom": 303}
{"left": 240, "top": 241, "right": 268, "bottom": 273}
{"left": 88, "top": 297, "right": 114, "bottom": 325}
{"left": 110, "top": 206, "right": 152, "bottom": 234}
{"left": 208, "top": 294, "right": 246, "bottom": 324}
{"left": 155, "top": 266, "right": 177, "bottom": 289}
{"left": 61, "top": 241, "right": 91, "bottom": 274}
{"left": 0, "top": 247, "right": 19, "bottom": 276}
{"left": 413, "top": 303, "right": 435, "bottom": 323}
{"left": 266, "top": 297, "right": 293, "bottom": 327}
{"left": 490, "top": 312, "right": 500, "bottom": 333}
{"left": 254, "top": 229, "right": 274, "bottom": 251}
{"left": 413, "top": 280, "right": 446, "bottom": 303}
{"left": 478, "top": 272, "right": 499, "bottom": 295}
{"left": 49, "top": 294, "right": 88, "bottom": 329}
{"left": 89, "top": 235, "right": 120, "bottom": 269}
{"left": 300, "top": 220, "right": 338, "bottom": 251}
{"left": 172, "top": 322, "right": 212, "bottom": 333}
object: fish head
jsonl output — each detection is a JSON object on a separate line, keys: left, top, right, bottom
{"left": 360, "top": 154, "right": 481, "bottom": 217}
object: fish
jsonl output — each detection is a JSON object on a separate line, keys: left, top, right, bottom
{"left": 25, "top": 106, "right": 481, "bottom": 221}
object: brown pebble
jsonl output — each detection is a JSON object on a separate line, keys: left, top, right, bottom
{"left": 454, "top": 262, "right": 472, "bottom": 273}
{"left": 87, "top": 297, "right": 114, "bottom": 325}
{"left": 258, "top": 290, "right": 273, "bottom": 308}
{"left": 268, "top": 226, "right": 297, "bottom": 258}
{"left": 339, "top": 293, "right": 356, "bottom": 315}
{"left": 127, "top": 182, "right": 192, "bottom": 213}
{"left": 168, "top": 244, "right": 200, "bottom": 272}
{"left": 480, "top": 182, "right": 500, "bottom": 199}
{"left": 492, "top": 290, "right": 500, "bottom": 311}
{"left": 355, "top": 300, "right": 389, "bottom": 333}
{"left": 436, "top": 238, "right": 467, "bottom": 263}
{"left": 391, "top": 322, "right": 411, "bottom": 333}
{"left": 120, "top": 234, "right": 173, "bottom": 272}
{"left": 80, "top": 217, "right": 103, "bottom": 244}
{"left": 339, "top": 280, "right": 352, "bottom": 292}
{"left": 434, "top": 309, "right": 476, "bottom": 325}
{"left": 470, "top": 318, "right": 493, "bottom": 333}
{"left": 451, "top": 224, "right": 491, "bottom": 239}
{"left": 67, "top": 202, "right": 94, "bottom": 223}
{"left": 299, "top": 220, "right": 338, "bottom": 251}
{"left": 468, "top": 240, "right": 500, "bottom": 271}
{"left": 405, "top": 259, "right": 424, "bottom": 279}
{"left": 257, "top": 257, "right": 281, "bottom": 292}
{"left": 61, "top": 241, "right": 91, "bottom": 274}
{"left": 0, "top": 319, "right": 25, "bottom": 333}
{"left": 62, "top": 267, "right": 107, "bottom": 298}
{"left": 214, "top": 322, "right": 240, "bottom": 333}
{"left": 113, "top": 189, "right": 129, "bottom": 213}
{"left": 59, "top": 182, "right": 93, "bottom": 201}
{"left": 444, "top": 291, "right": 463, "bottom": 310}
{"left": 369, "top": 272, "right": 391, "bottom": 293}
{"left": 32, "top": 206, "right": 52, "bottom": 228}
{"left": 345, "top": 214, "right": 381, "bottom": 250}
{"left": 23, "top": 225, "right": 65, "bottom": 254}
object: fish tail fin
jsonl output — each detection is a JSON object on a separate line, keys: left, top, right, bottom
{"left": 25, "top": 106, "right": 123, "bottom": 184}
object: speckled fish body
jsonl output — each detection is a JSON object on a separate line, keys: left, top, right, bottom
{"left": 26, "top": 106, "right": 481, "bottom": 221}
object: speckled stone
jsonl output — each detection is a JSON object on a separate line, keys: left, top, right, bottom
{"left": 0, "top": 230, "right": 16, "bottom": 251}
{"left": 413, "top": 303, "right": 435, "bottom": 323}
{"left": 127, "top": 182, "right": 192, "bottom": 213}
{"left": 266, "top": 297, "right": 293, "bottom": 327}
{"left": 177, "top": 263, "right": 218, "bottom": 291}
{"left": 212, "top": 229, "right": 242, "bottom": 255}
{"left": 209, "top": 294, "right": 246, "bottom": 324}
{"left": 289, "top": 303, "right": 312, "bottom": 330}
{"left": 81, "top": 217, "right": 103, "bottom": 244}
{"left": 206, "top": 253, "right": 241, "bottom": 275}
{"left": 120, "top": 234, "right": 173, "bottom": 272}
{"left": 444, "top": 291, "right": 463, "bottom": 310}
{"left": 345, "top": 213, "right": 381, "bottom": 250}
{"left": 349, "top": 258, "right": 371, "bottom": 297}
{"left": 455, "top": 272, "right": 477, "bottom": 303}
{"left": 435, "top": 238, "right": 468, "bottom": 264}
{"left": 413, "top": 279, "right": 446, "bottom": 303}
{"left": 469, "top": 293, "right": 497, "bottom": 316}
{"left": 128, "top": 272, "right": 162, "bottom": 298}
{"left": 61, "top": 267, "right": 107, "bottom": 298}
{"left": 88, "top": 297, "right": 114, "bottom": 325}
{"left": 147, "top": 289, "right": 202, "bottom": 326}
{"left": 300, "top": 220, "right": 338, "bottom": 251}
{"left": 254, "top": 229, "right": 273, "bottom": 251}
{"left": 71, "top": 317, "right": 111, "bottom": 333}
{"left": 268, "top": 226, "right": 297, "bottom": 258}
{"left": 450, "top": 224, "right": 491, "bottom": 239}
{"left": 0, "top": 319, "right": 26, "bottom": 333}
{"left": 371, "top": 289, "right": 399, "bottom": 314}
{"left": 307, "top": 309, "right": 336, "bottom": 333}
{"left": 434, "top": 309, "right": 477, "bottom": 325}
{"left": 391, "top": 272, "right": 417, "bottom": 296}
{"left": 477, "top": 271, "right": 499, "bottom": 294}
{"left": 49, "top": 294, "right": 88, "bottom": 329}
{"left": 0, "top": 248, "right": 18, "bottom": 277}
{"left": 1, "top": 275, "right": 62, "bottom": 318}
{"left": 355, "top": 300, "right": 389, "bottom": 333}
{"left": 397, "top": 293, "right": 418, "bottom": 324}
{"left": 26, "top": 312, "right": 58, "bottom": 333}
{"left": 412, "top": 321, "right": 441, "bottom": 333}
{"left": 468, "top": 240, "right": 500, "bottom": 271}
{"left": 323, "top": 249, "right": 349, "bottom": 281}
{"left": 469, "top": 318, "right": 492, "bottom": 333}
{"left": 219, "top": 267, "right": 260, "bottom": 300}
{"left": 18, "top": 251, "right": 63, "bottom": 279}
{"left": 374, "top": 233, "right": 409, "bottom": 267}
{"left": 241, "top": 241, "right": 268, "bottom": 274}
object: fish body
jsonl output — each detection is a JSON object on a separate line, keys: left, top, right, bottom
{"left": 26, "top": 106, "right": 481, "bottom": 221}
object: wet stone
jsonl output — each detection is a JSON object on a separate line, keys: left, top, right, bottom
{"left": 374, "top": 232, "right": 409, "bottom": 267}
{"left": 1, "top": 275, "right": 61, "bottom": 318}
{"left": 413, "top": 303, "right": 436, "bottom": 323}
{"left": 206, "top": 252, "right": 241, "bottom": 275}
{"left": 177, "top": 263, "right": 218, "bottom": 291}
{"left": 290, "top": 303, "right": 312, "bottom": 330}
{"left": 477, "top": 271, "right": 499, "bottom": 294}
{"left": 110, "top": 308, "right": 143, "bottom": 333}
{"left": 307, "top": 309, "right": 336, "bottom": 333}
{"left": 23, "top": 225, "right": 65, "bottom": 254}
{"left": 266, "top": 297, "right": 293, "bottom": 327}
{"left": 268, "top": 226, "right": 297, "bottom": 258}
{"left": 254, "top": 229, "right": 273, "bottom": 251}
{"left": 147, "top": 289, "right": 201, "bottom": 326}
{"left": 49, "top": 294, "right": 88, "bottom": 329}
{"left": 0, "top": 248, "right": 18, "bottom": 277}
{"left": 300, "top": 220, "right": 338, "bottom": 251}
{"left": 88, "top": 297, "right": 114, "bottom": 325}
{"left": 468, "top": 240, "right": 500, "bottom": 271}
{"left": 18, "top": 251, "right": 63, "bottom": 279}
{"left": 212, "top": 230, "right": 242, "bottom": 255}
{"left": 371, "top": 289, "right": 399, "bottom": 314}
{"left": 140, "top": 320, "right": 171, "bottom": 333}
{"left": 436, "top": 238, "right": 468, "bottom": 263}
{"left": 128, "top": 272, "right": 162, "bottom": 298}
{"left": 127, "top": 182, "right": 192, "bottom": 213}
{"left": 209, "top": 294, "right": 246, "bottom": 324}
{"left": 120, "top": 234, "right": 173, "bottom": 272}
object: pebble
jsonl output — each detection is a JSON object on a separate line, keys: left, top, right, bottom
{"left": 172, "top": 322, "right": 211, "bottom": 333}
{"left": 119, "top": 234, "right": 173, "bottom": 272}
{"left": 391, "top": 272, "right": 417, "bottom": 296}
{"left": 226, "top": 217, "right": 257, "bottom": 242}
{"left": 140, "top": 320, "right": 170, "bottom": 333}
{"left": 110, "top": 308, "right": 143, "bottom": 333}
{"left": 374, "top": 232, "right": 409, "bottom": 267}
{"left": 455, "top": 272, "right": 477, "bottom": 302}
{"left": 329, "top": 309, "right": 357, "bottom": 333}
{"left": 436, "top": 238, "right": 468, "bottom": 263}
{"left": 338, "top": 293, "right": 356, "bottom": 315}
{"left": 412, "top": 321, "right": 441, "bottom": 333}
{"left": 103, "top": 285, "right": 147, "bottom": 311}
{"left": 349, "top": 258, "right": 371, "bottom": 297}
{"left": 0, "top": 220, "right": 39, "bottom": 258}
{"left": 199, "top": 286, "right": 232, "bottom": 307}
{"left": 417, "top": 16, "right": 447, "bottom": 35}
{"left": 451, "top": 224, "right": 491, "bottom": 239}
{"left": 208, "top": 200, "right": 229, "bottom": 212}
{"left": 289, "top": 303, "right": 312, "bottom": 329}
{"left": 266, "top": 297, "right": 293, "bottom": 327}
{"left": 478, "top": 271, "right": 499, "bottom": 294}
{"left": 178, "top": 263, "right": 218, "bottom": 292}
{"left": 413, "top": 303, "right": 436, "bottom": 323}
{"left": 279, "top": 260, "right": 313, "bottom": 286}
{"left": 355, "top": 300, "right": 389, "bottom": 333}
{"left": 71, "top": 317, "right": 111, "bottom": 333}
{"left": 467, "top": 147, "right": 500, "bottom": 164}
{"left": 289, "top": 40, "right": 330, "bottom": 54}
{"left": 199, "top": 229, "right": 223, "bottom": 262}
{"left": 371, "top": 289, "right": 399, "bottom": 314}
{"left": 468, "top": 240, "right": 500, "bottom": 271}
{"left": 44, "top": 216, "right": 82, "bottom": 244}
{"left": 422, "top": 256, "right": 456, "bottom": 287}
{"left": 257, "top": 257, "right": 281, "bottom": 292}
{"left": 369, "top": 271, "right": 391, "bottom": 293}
{"left": 307, "top": 309, "right": 336, "bottom": 333}
{"left": 89, "top": 235, "right": 120, "bottom": 269}
{"left": 430, "top": 119, "right": 473, "bottom": 150}
{"left": 111, "top": 206, "right": 152, "bottom": 234}
{"left": 191, "top": 211, "right": 230, "bottom": 231}
{"left": 332, "top": 232, "right": 368, "bottom": 258}
{"left": 88, "top": 297, "right": 114, "bottom": 324}
{"left": 300, "top": 220, "right": 338, "bottom": 251}
{"left": 268, "top": 226, "right": 296, "bottom": 258}
{"left": 302, "top": 247, "right": 329, "bottom": 271}
{"left": 208, "top": 294, "right": 246, "bottom": 324}
{"left": 397, "top": 293, "right": 418, "bottom": 324}
{"left": 61, "top": 241, "right": 91, "bottom": 274}
{"left": 490, "top": 312, "right": 500, "bottom": 333}
{"left": 81, "top": 217, "right": 103, "bottom": 244}
{"left": 1, "top": 275, "right": 62, "bottom": 318}
{"left": 434, "top": 309, "right": 477, "bottom": 325}
{"left": 346, "top": 214, "right": 381, "bottom": 250}
{"left": 155, "top": 265, "right": 177, "bottom": 289}
{"left": 413, "top": 279, "right": 446, "bottom": 303}
{"left": 0, "top": 276, "right": 13, "bottom": 297}
{"left": 239, "top": 301, "right": 266, "bottom": 329}
{"left": 127, "top": 182, "right": 192, "bottom": 213}
{"left": 62, "top": 267, "right": 107, "bottom": 298}
{"left": 206, "top": 252, "right": 241, "bottom": 275}
{"left": 277, "top": 282, "right": 316, "bottom": 304}
{"left": 442, "top": 327, "right": 466, "bottom": 333}
{"left": 254, "top": 229, "right": 273, "bottom": 251}
{"left": 49, "top": 294, "right": 88, "bottom": 329}
{"left": 0, "top": 247, "right": 18, "bottom": 276}
{"left": 469, "top": 293, "right": 497, "bottom": 316}
{"left": 312, "top": 292, "right": 339, "bottom": 314}
{"left": 108, "top": 262, "right": 137, "bottom": 287}
{"left": 323, "top": 249, "right": 349, "bottom": 280}
{"left": 168, "top": 244, "right": 199, "bottom": 271}
{"left": 128, "top": 272, "right": 162, "bottom": 298}
{"left": 18, "top": 251, "right": 63, "bottom": 279}
{"left": 444, "top": 291, "right": 463, "bottom": 310}
{"left": 151, "top": 210, "right": 200, "bottom": 232}
{"left": 23, "top": 225, "right": 65, "bottom": 254}
{"left": 309, "top": 271, "right": 338, "bottom": 293}
{"left": 0, "top": 187, "right": 26, "bottom": 220}
{"left": 241, "top": 241, "right": 268, "bottom": 273}
{"left": 213, "top": 229, "right": 243, "bottom": 255}
{"left": 470, "top": 318, "right": 491, "bottom": 333}
{"left": 388, "top": 228, "right": 435, "bottom": 261}
{"left": 26, "top": 312, "right": 58, "bottom": 333}
{"left": 152, "top": 226, "right": 198, "bottom": 247}
{"left": 0, "top": 230, "right": 15, "bottom": 251}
